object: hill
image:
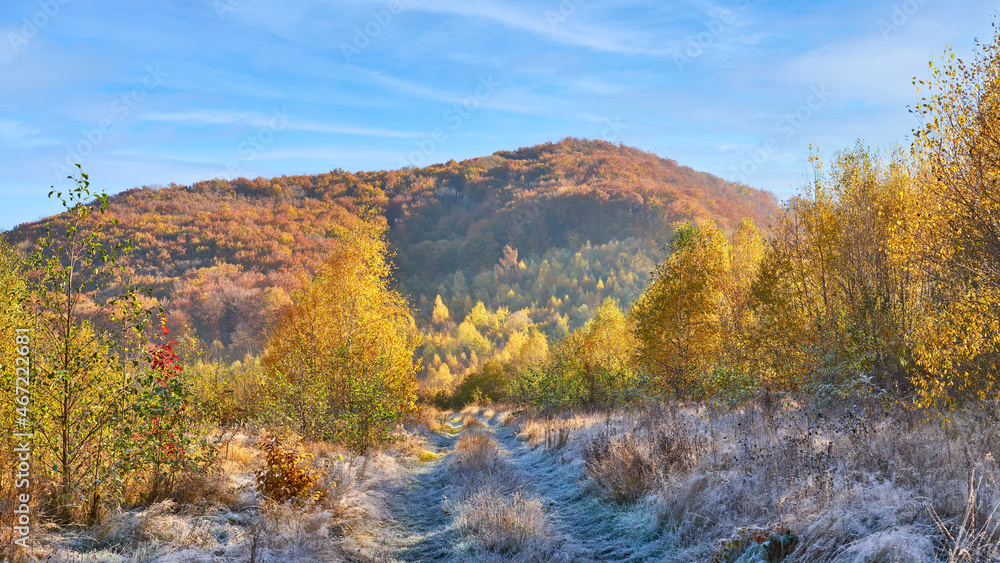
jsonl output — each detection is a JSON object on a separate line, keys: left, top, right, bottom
{"left": 5, "top": 138, "right": 777, "bottom": 381}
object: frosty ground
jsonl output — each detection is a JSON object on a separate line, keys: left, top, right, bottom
{"left": 26, "top": 400, "right": 1000, "bottom": 562}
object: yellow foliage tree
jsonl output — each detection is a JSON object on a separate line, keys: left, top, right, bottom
{"left": 910, "top": 27, "right": 1000, "bottom": 407}
{"left": 720, "top": 218, "right": 766, "bottom": 364}
{"left": 432, "top": 294, "right": 451, "bottom": 326}
{"left": 0, "top": 237, "right": 29, "bottom": 545}
{"left": 263, "top": 216, "right": 420, "bottom": 451}
{"left": 554, "top": 297, "right": 637, "bottom": 405}
{"left": 750, "top": 146, "right": 924, "bottom": 394}
{"left": 455, "top": 319, "right": 491, "bottom": 356}
{"left": 631, "top": 223, "right": 728, "bottom": 397}
{"left": 503, "top": 328, "right": 550, "bottom": 379}
{"left": 467, "top": 301, "right": 489, "bottom": 329}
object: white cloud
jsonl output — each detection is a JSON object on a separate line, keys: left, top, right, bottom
{"left": 140, "top": 110, "right": 426, "bottom": 138}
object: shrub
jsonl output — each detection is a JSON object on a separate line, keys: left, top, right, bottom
{"left": 118, "top": 319, "right": 212, "bottom": 503}
{"left": 255, "top": 438, "right": 326, "bottom": 503}
{"left": 451, "top": 360, "right": 510, "bottom": 407}
{"left": 711, "top": 524, "right": 797, "bottom": 563}
{"left": 583, "top": 421, "right": 700, "bottom": 504}
{"left": 188, "top": 355, "right": 264, "bottom": 426}
{"left": 27, "top": 170, "right": 177, "bottom": 523}
{"left": 583, "top": 432, "right": 658, "bottom": 503}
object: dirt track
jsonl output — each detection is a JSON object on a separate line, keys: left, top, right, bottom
{"left": 388, "top": 408, "right": 669, "bottom": 562}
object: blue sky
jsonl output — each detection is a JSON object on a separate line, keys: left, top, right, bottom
{"left": 0, "top": 0, "right": 994, "bottom": 230}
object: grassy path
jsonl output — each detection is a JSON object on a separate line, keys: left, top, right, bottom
{"left": 488, "top": 413, "right": 671, "bottom": 562}
{"left": 391, "top": 413, "right": 464, "bottom": 562}
{"left": 388, "top": 408, "right": 670, "bottom": 561}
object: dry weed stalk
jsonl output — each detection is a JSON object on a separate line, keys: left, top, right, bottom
{"left": 926, "top": 469, "right": 1000, "bottom": 562}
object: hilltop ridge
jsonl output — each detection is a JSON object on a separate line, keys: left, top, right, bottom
{"left": 5, "top": 137, "right": 778, "bottom": 361}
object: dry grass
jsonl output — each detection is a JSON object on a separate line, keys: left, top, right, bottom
{"left": 411, "top": 405, "right": 452, "bottom": 434}
{"left": 581, "top": 406, "right": 701, "bottom": 504}
{"left": 454, "top": 486, "right": 554, "bottom": 558}
{"left": 462, "top": 415, "right": 487, "bottom": 429}
{"left": 452, "top": 429, "right": 501, "bottom": 474}
{"left": 449, "top": 428, "right": 528, "bottom": 498}
{"left": 30, "top": 429, "right": 403, "bottom": 563}
{"left": 442, "top": 422, "right": 568, "bottom": 560}
{"left": 926, "top": 469, "right": 1000, "bottom": 563}
{"left": 511, "top": 398, "right": 1000, "bottom": 562}
{"left": 512, "top": 410, "right": 603, "bottom": 449}
{"left": 26, "top": 397, "right": 1000, "bottom": 561}
{"left": 516, "top": 416, "right": 547, "bottom": 445}
{"left": 299, "top": 439, "right": 342, "bottom": 459}
{"left": 419, "top": 450, "right": 441, "bottom": 462}
{"left": 222, "top": 439, "right": 259, "bottom": 469}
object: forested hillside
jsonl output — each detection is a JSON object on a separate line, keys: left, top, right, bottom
{"left": 4, "top": 24, "right": 1000, "bottom": 561}
{"left": 6, "top": 138, "right": 776, "bottom": 379}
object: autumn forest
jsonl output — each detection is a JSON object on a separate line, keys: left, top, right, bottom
{"left": 2, "top": 24, "right": 1000, "bottom": 563}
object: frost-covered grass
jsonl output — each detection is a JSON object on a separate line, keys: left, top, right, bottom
{"left": 444, "top": 419, "right": 570, "bottom": 561}
{"left": 23, "top": 421, "right": 428, "bottom": 563}
{"left": 506, "top": 398, "right": 1000, "bottom": 562}
{"left": 453, "top": 488, "right": 553, "bottom": 559}
{"left": 17, "top": 401, "right": 1000, "bottom": 562}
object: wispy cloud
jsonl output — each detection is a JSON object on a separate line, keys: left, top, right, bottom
{"left": 0, "top": 119, "right": 57, "bottom": 148}
{"left": 141, "top": 110, "right": 251, "bottom": 125}
{"left": 362, "top": 70, "right": 464, "bottom": 104}
{"left": 396, "top": 0, "right": 668, "bottom": 56}
{"left": 0, "top": 119, "right": 42, "bottom": 139}
{"left": 141, "top": 110, "right": 426, "bottom": 138}
{"left": 251, "top": 147, "right": 407, "bottom": 162}
{"left": 362, "top": 70, "right": 557, "bottom": 116}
